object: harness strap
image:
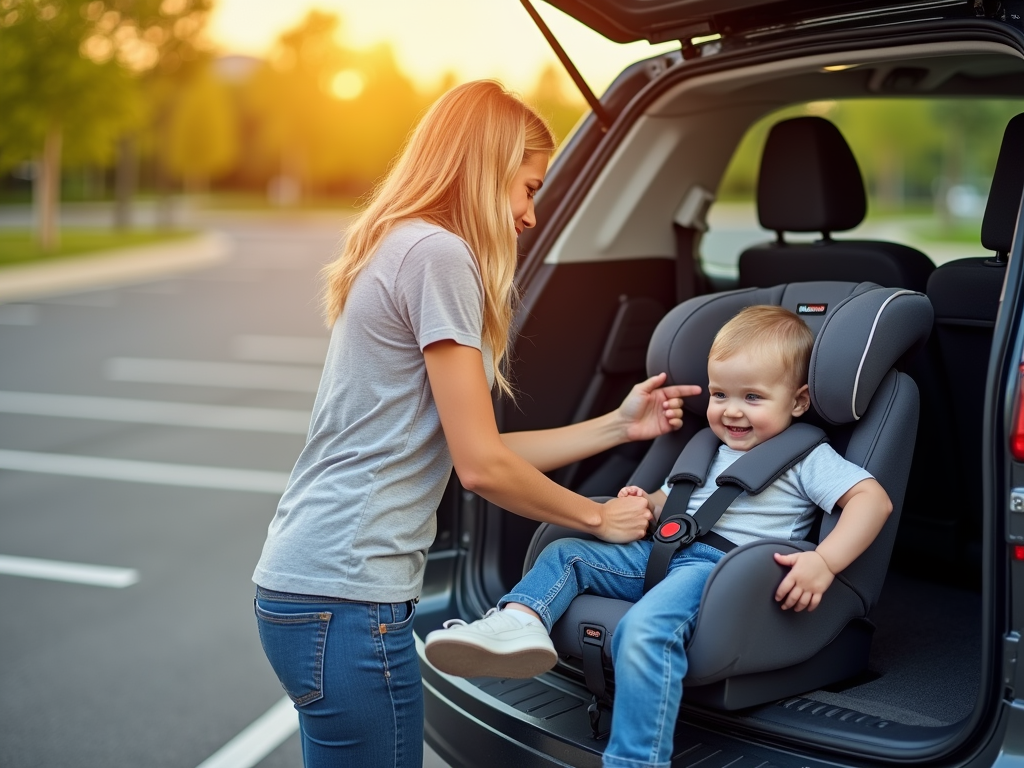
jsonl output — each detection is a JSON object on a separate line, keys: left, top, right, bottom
{"left": 643, "top": 485, "right": 742, "bottom": 594}
{"left": 642, "top": 424, "right": 828, "bottom": 594}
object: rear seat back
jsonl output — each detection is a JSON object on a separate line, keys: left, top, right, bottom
{"left": 921, "top": 113, "right": 1022, "bottom": 565}
{"left": 738, "top": 116, "right": 934, "bottom": 292}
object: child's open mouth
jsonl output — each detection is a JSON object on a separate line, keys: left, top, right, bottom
{"left": 726, "top": 426, "right": 752, "bottom": 437}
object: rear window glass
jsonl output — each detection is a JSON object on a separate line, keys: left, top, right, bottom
{"left": 700, "top": 98, "right": 1024, "bottom": 281}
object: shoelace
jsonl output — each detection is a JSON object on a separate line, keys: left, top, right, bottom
{"left": 440, "top": 606, "right": 498, "bottom": 630}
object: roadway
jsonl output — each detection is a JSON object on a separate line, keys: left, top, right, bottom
{"left": 0, "top": 218, "right": 450, "bottom": 767}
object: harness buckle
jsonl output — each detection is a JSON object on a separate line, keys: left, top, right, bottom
{"left": 652, "top": 514, "right": 699, "bottom": 545}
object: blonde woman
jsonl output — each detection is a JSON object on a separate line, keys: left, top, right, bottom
{"left": 252, "top": 80, "right": 699, "bottom": 768}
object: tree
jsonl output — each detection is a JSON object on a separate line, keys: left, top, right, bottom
{"left": 245, "top": 11, "right": 350, "bottom": 203}
{"left": 164, "top": 65, "right": 238, "bottom": 193}
{"left": 527, "top": 63, "right": 586, "bottom": 145}
{"left": 0, "top": 1, "right": 139, "bottom": 248}
{"left": 243, "top": 11, "right": 425, "bottom": 202}
{"left": 0, "top": 0, "right": 213, "bottom": 244}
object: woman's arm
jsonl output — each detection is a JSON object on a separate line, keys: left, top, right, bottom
{"left": 423, "top": 340, "right": 652, "bottom": 543}
{"left": 500, "top": 373, "right": 701, "bottom": 472}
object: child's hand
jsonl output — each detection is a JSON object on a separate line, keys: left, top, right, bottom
{"left": 773, "top": 550, "right": 835, "bottom": 612}
{"left": 618, "top": 485, "right": 646, "bottom": 499}
{"left": 618, "top": 485, "right": 656, "bottom": 514}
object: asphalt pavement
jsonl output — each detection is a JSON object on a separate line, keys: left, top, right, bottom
{"left": 0, "top": 219, "right": 451, "bottom": 767}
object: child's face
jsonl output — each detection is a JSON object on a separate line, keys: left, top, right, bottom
{"left": 509, "top": 152, "right": 548, "bottom": 236}
{"left": 706, "top": 350, "right": 810, "bottom": 451}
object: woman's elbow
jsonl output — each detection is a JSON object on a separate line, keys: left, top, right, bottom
{"left": 457, "top": 468, "right": 487, "bottom": 494}
{"left": 453, "top": 456, "right": 504, "bottom": 495}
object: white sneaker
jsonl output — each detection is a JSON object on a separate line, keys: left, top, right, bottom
{"left": 424, "top": 608, "right": 557, "bottom": 679}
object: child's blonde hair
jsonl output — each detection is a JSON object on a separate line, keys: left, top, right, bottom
{"left": 321, "top": 80, "right": 555, "bottom": 397}
{"left": 709, "top": 305, "right": 814, "bottom": 387}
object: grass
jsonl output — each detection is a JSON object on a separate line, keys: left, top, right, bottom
{"left": 0, "top": 229, "right": 196, "bottom": 268}
{"left": 907, "top": 221, "right": 983, "bottom": 244}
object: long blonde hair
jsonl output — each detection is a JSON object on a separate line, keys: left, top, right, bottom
{"left": 322, "top": 80, "right": 555, "bottom": 397}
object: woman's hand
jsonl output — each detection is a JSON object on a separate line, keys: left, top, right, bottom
{"left": 617, "top": 372, "right": 702, "bottom": 442}
{"left": 596, "top": 496, "right": 653, "bottom": 543}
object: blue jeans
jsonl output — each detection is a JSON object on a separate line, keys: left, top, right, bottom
{"left": 500, "top": 538, "right": 725, "bottom": 768}
{"left": 254, "top": 587, "right": 422, "bottom": 768}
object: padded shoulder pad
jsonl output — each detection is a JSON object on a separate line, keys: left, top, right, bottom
{"left": 715, "top": 423, "right": 827, "bottom": 494}
{"left": 667, "top": 428, "right": 721, "bottom": 487}
{"left": 809, "top": 288, "right": 933, "bottom": 425}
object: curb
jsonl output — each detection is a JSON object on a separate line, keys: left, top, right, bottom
{"left": 0, "top": 231, "right": 232, "bottom": 304}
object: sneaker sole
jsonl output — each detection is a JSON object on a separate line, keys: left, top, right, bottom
{"left": 425, "top": 638, "right": 557, "bottom": 679}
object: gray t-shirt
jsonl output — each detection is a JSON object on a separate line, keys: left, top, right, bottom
{"left": 253, "top": 220, "right": 493, "bottom": 602}
{"left": 662, "top": 443, "right": 872, "bottom": 547}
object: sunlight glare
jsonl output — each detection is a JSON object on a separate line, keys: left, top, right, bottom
{"left": 331, "top": 69, "right": 364, "bottom": 100}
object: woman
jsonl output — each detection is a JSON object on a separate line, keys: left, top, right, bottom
{"left": 252, "top": 80, "right": 698, "bottom": 768}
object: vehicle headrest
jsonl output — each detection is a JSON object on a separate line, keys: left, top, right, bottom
{"left": 757, "top": 116, "right": 866, "bottom": 235}
{"left": 981, "top": 112, "right": 1024, "bottom": 257}
{"left": 646, "top": 281, "right": 933, "bottom": 426}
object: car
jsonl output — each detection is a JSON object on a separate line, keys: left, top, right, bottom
{"left": 415, "top": 2, "right": 1024, "bottom": 766}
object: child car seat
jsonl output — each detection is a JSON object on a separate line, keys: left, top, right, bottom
{"left": 524, "top": 280, "right": 933, "bottom": 712}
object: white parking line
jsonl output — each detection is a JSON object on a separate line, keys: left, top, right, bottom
{"left": 195, "top": 696, "right": 298, "bottom": 768}
{"left": 0, "top": 449, "right": 289, "bottom": 494}
{"left": 0, "top": 554, "right": 139, "bottom": 588}
{"left": 0, "top": 391, "right": 310, "bottom": 434}
{"left": 231, "top": 334, "right": 329, "bottom": 365}
{"left": 105, "top": 357, "right": 322, "bottom": 393}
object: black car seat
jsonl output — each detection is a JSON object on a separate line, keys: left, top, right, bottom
{"left": 525, "top": 280, "right": 933, "bottom": 712}
{"left": 738, "top": 116, "right": 934, "bottom": 292}
{"left": 919, "top": 113, "right": 1022, "bottom": 568}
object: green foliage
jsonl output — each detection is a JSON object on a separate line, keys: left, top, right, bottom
{"left": 527, "top": 64, "right": 586, "bottom": 144}
{"left": 0, "top": 0, "right": 140, "bottom": 170}
{"left": 165, "top": 65, "right": 238, "bottom": 185}
{"left": 718, "top": 98, "right": 1024, "bottom": 211}
{"left": 0, "top": 0, "right": 214, "bottom": 170}
{"left": 0, "top": 227, "right": 193, "bottom": 265}
{"left": 242, "top": 11, "right": 428, "bottom": 195}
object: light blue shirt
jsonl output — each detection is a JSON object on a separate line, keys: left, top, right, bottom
{"left": 662, "top": 443, "right": 872, "bottom": 547}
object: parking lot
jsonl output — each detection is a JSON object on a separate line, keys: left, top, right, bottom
{"left": 0, "top": 219, "right": 448, "bottom": 767}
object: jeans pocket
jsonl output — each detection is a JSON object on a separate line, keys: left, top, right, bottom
{"left": 254, "top": 601, "right": 331, "bottom": 706}
{"left": 379, "top": 600, "right": 416, "bottom": 634}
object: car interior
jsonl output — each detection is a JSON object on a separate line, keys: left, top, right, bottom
{"left": 526, "top": 281, "right": 933, "bottom": 734}
{"left": 430, "top": 39, "right": 1023, "bottom": 762}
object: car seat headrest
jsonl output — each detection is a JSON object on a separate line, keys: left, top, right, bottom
{"left": 757, "top": 116, "right": 866, "bottom": 235}
{"left": 981, "top": 112, "right": 1024, "bottom": 258}
{"left": 646, "top": 281, "right": 933, "bottom": 426}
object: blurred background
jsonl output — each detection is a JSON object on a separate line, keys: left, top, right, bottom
{"left": 0, "top": 0, "right": 669, "bottom": 261}
{"left": 2, "top": 0, "right": 1018, "bottom": 264}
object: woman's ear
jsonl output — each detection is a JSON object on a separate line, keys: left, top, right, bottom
{"left": 792, "top": 384, "right": 810, "bottom": 417}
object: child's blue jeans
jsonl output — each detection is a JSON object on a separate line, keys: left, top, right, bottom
{"left": 500, "top": 537, "right": 726, "bottom": 768}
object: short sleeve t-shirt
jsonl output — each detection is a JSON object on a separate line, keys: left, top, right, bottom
{"left": 662, "top": 443, "right": 872, "bottom": 547}
{"left": 253, "top": 220, "right": 493, "bottom": 602}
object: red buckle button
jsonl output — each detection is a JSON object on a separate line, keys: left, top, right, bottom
{"left": 659, "top": 521, "right": 681, "bottom": 538}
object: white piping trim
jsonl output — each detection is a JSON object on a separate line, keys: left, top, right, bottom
{"left": 850, "top": 290, "right": 916, "bottom": 421}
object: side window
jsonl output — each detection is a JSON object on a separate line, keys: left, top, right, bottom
{"left": 700, "top": 98, "right": 1024, "bottom": 282}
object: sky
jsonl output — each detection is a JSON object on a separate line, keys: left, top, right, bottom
{"left": 205, "top": 0, "right": 679, "bottom": 96}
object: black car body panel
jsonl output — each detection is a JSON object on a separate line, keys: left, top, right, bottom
{"left": 419, "top": 2, "right": 1024, "bottom": 765}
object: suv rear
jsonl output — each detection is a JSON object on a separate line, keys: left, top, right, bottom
{"left": 416, "top": 3, "right": 1024, "bottom": 766}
